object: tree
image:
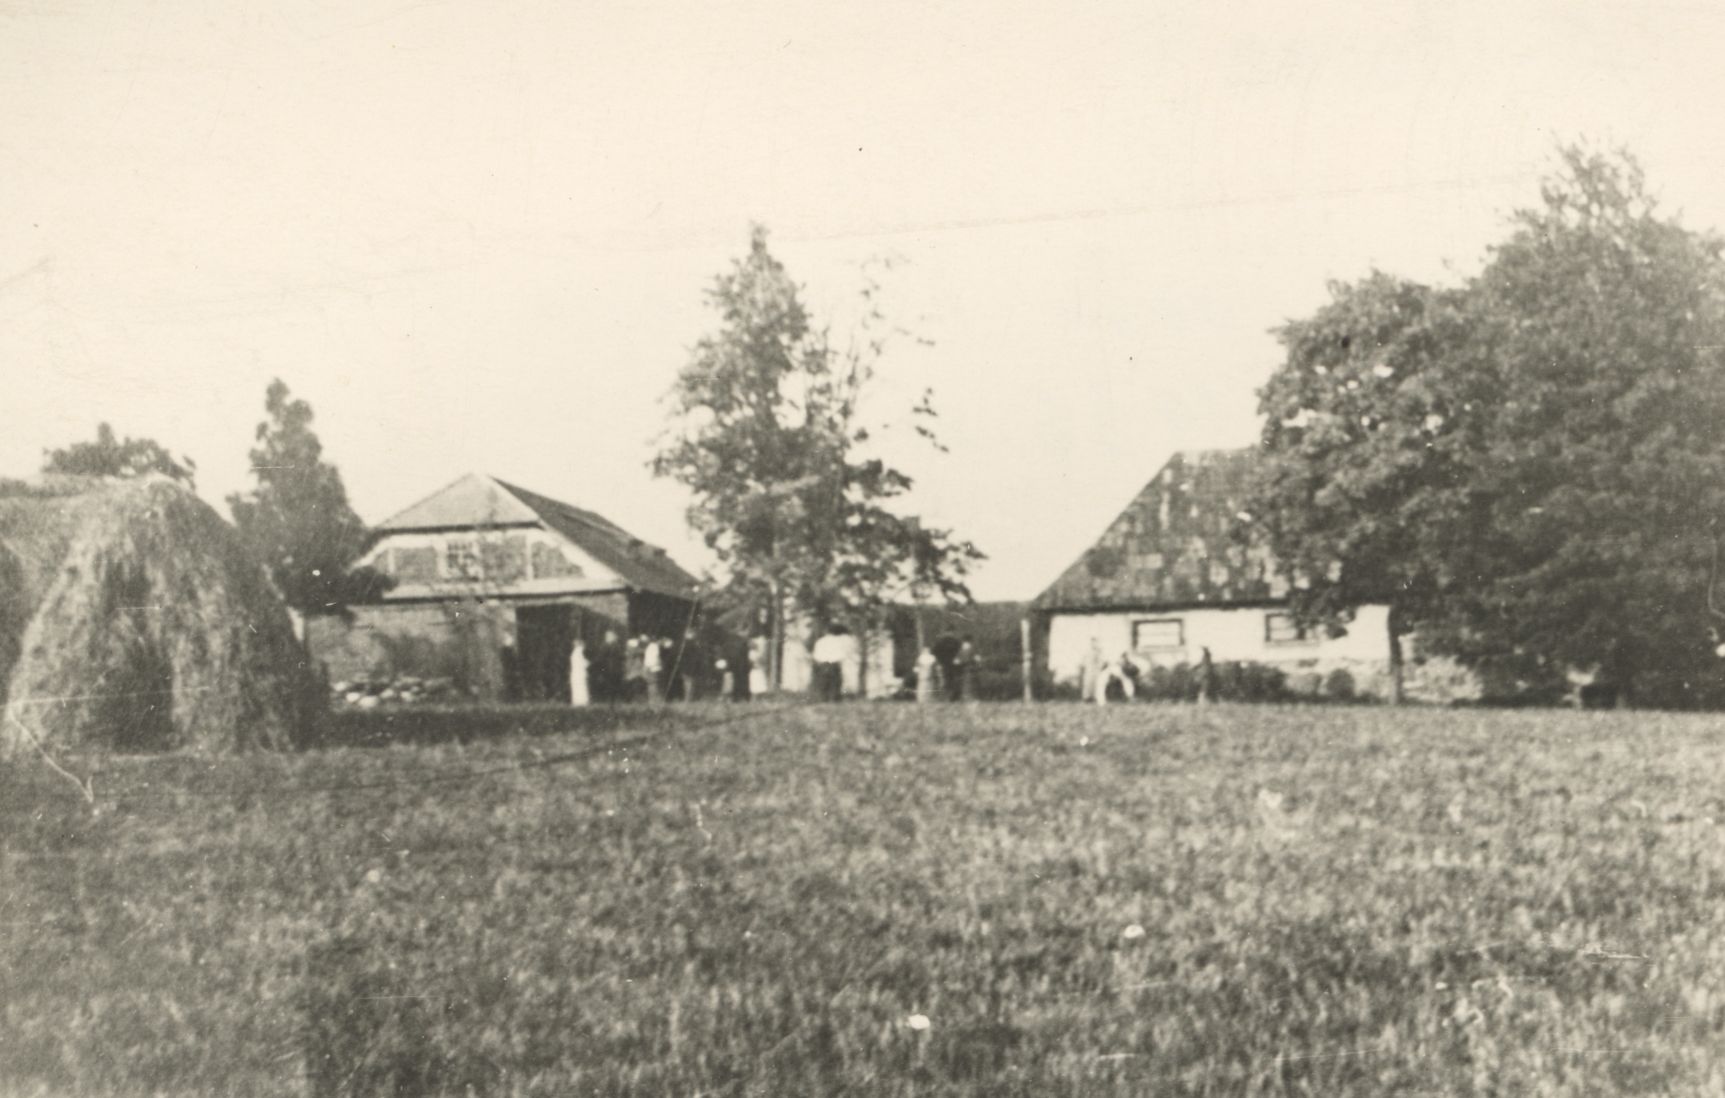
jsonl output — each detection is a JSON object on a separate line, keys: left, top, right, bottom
{"left": 42, "top": 423, "right": 196, "bottom": 484}
{"left": 228, "top": 379, "right": 390, "bottom": 613}
{"left": 1249, "top": 147, "right": 1725, "bottom": 706}
{"left": 651, "top": 226, "right": 983, "bottom": 690}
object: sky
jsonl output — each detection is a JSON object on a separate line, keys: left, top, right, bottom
{"left": 7, "top": 0, "right": 1725, "bottom": 600}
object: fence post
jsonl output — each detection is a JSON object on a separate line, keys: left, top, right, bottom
{"left": 1021, "top": 617, "right": 1034, "bottom": 703}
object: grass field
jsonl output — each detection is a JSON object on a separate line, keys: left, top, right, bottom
{"left": 4, "top": 701, "right": 1725, "bottom": 1096}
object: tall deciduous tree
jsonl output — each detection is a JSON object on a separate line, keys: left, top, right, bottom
{"left": 42, "top": 423, "right": 196, "bottom": 485}
{"left": 228, "top": 379, "right": 390, "bottom": 613}
{"left": 652, "top": 226, "right": 982, "bottom": 689}
{"left": 1249, "top": 147, "right": 1725, "bottom": 706}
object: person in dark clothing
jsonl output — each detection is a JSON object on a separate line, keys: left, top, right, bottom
{"left": 591, "top": 629, "right": 625, "bottom": 702}
{"left": 954, "top": 635, "right": 979, "bottom": 702}
{"left": 931, "top": 633, "right": 962, "bottom": 701}
{"left": 1197, "top": 646, "right": 1217, "bottom": 705}
{"left": 677, "top": 631, "right": 709, "bottom": 701}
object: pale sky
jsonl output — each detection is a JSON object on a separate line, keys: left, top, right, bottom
{"left": 6, "top": 0, "right": 1725, "bottom": 599}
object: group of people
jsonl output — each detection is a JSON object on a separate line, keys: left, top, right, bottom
{"left": 1080, "top": 639, "right": 1141, "bottom": 704}
{"left": 1080, "top": 639, "right": 1217, "bottom": 704}
{"left": 914, "top": 634, "right": 979, "bottom": 703}
{"left": 811, "top": 625, "right": 982, "bottom": 703}
{"left": 560, "top": 624, "right": 987, "bottom": 705}
{"left": 567, "top": 630, "right": 739, "bottom": 706}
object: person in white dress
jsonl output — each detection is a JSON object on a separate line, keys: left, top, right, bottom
{"left": 915, "top": 646, "right": 940, "bottom": 703}
{"left": 568, "top": 638, "right": 590, "bottom": 707}
{"left": 748, "top": 636, "right": 770, "bottom": 698}
{"left": 643, "top": 636, "right": 664, "bottom": 704}
{"left": 1080, "top": 638, "right": 1103, "bottom": 703}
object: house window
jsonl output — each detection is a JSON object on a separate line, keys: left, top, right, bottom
{"left": 1132, "top": 618, "right": 1184, "bottom": 651}
{"left": 1265, "top": 612, "right": 1315, "bottom": 645}
{"left": 444, "top": 539, "right": 482, "bottom": 579}
{"left": 392, "top": 546, "right": 437, "bottom": 584}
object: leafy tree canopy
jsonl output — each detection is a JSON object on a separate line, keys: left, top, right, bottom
{"left": 228, "top": 379, "right": 391, "bottom": 612}
{"left": 652, "top": 226, "right": 982, "bottom": 681}
{"left": 1249, "top": 147, "right": 1725, "bottom": 706}
{"left": 42, "top": 423, "right": 196, "bottom": 485}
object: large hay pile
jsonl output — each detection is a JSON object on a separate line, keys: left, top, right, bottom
{"left": 0, "top": 476, "right": 319, "bottom": 753}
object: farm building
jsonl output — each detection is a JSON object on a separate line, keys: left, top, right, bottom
{"left": 305, "top": 473, "right": 702, "bottom": 702}
{"left": 1033, "top": 448, "right": 1431, "bottom": 701}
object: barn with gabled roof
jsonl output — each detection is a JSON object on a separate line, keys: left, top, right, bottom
{"left": 1032, "top": 448, "right": 1401, "bottom": 699}
{"left": 305, "top": 473, "right": 702, "bottom": 702}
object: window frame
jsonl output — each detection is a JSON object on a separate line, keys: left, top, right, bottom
{"left": 1264, "top": 611, "right": 1317, "bottom": 646}
{"left": 443, "top": 538, "right": 482, "bottom": 580}
{"left": 1131, "top": 617, "right": 1185, "bottom": 652}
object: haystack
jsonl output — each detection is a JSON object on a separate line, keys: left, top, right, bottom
{"left": 0, "top": 476, "right": 319, "bottom": 753}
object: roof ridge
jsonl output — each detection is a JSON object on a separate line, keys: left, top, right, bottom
{"left": 1171, "top": 445, "right": 1256, "bottom": 462}
{"left": 374, "top": 472, "right": 482, "bottom": 529}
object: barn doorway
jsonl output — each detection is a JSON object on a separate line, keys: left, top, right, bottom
{"left": 515, "top": 605, "right": 574, "bottom": 702}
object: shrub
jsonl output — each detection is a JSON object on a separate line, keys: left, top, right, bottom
{"left": 1218, "top": 660, "right": 1293, "bottom": 703}
{"left": 1130, "top": 660, "right": 1292, "bottom": 703}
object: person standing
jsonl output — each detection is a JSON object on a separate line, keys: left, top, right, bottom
{"left": 643, "top": 635, "right": 664, "bottom": 704}
{"left": 1197, "top": 646, "right": 1217, "bottom": 705}
{"left": 568, "top": 637, "right": 590, "bottom": 707}
{"left": 1112, "top": 651, "right": 1139, "bottom": 702}
{"left": 678, "top": 630, "right": 708, "bottom": 701}
{"left": 915, "top": 646, "right": 940, "bottom": 704}
{"left": 594, "top": 629, "right": 623, "bottom": 702}
{"left": 748, "top": 635, "right": 770, "bottom": 699}
{"left": 1081, "top": 638, "right": 1104, "bottom": 704}
{"left": 811, "top": 624, "right": 849, "bottom": 702}
{"left": 954, "top": 635, "right": 979, "bottom": 703}
{"left": 623, "top": 637, "right": 645, "bottom": 701}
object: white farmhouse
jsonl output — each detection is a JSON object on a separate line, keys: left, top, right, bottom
{"left": 1033, "top": 448, "right": 1404, "bottom": 699}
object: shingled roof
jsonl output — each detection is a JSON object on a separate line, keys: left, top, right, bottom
{"left": 492, "top": 478, "right": 700, "bottom": 599}
{"left": 1034, "top": 448, "right": 1281, "bottom": 610}
{"left": 375, "top": 473, "right": 700, "bottom": 600}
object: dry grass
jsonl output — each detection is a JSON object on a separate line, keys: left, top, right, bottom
{"left": 2, "top": 702, "right": 1724, "bottom": 1096}
{"left": 1, "top": 477, "right": 317, "bottom": 753}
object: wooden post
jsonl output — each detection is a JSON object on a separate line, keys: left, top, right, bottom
{"left": 856, "top": 627, "right": 868, "bottom": 700}
{"left": 1021, "top": 617, "right": 1034, "bottom": 703}
{"left": 767, "top": 580, "right": 783, "bottom": 695}
{"left": 1388, "top": 607, "right": 1405, "bottom": 706}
